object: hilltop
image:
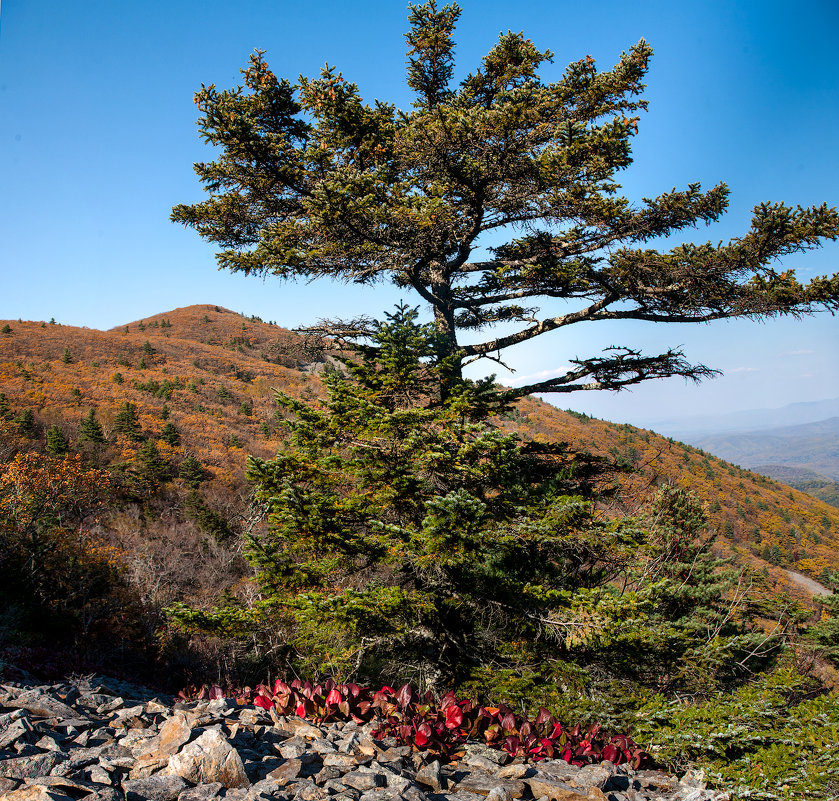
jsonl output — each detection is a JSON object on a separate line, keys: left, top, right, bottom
{"left": 1, "top": 304, "right": 838, "bottom": 679}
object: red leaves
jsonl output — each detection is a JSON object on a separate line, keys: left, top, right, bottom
{"left": 179, "top": 677, "right": 646, "bottom": 768}
{"left": 444, "top": 704, "right": 463, "bottom": 729}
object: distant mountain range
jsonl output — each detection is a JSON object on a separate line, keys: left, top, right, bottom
{"left": 688, "top": 416, "right": 839, "bottom": 482}
{"left": 640, "top": 397, "right": 839, "bottom": 440}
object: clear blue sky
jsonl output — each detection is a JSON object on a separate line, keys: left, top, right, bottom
{"left": 1, "top": 0, "right": 837, "bottom": 427}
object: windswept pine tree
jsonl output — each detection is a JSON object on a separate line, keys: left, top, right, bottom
{"left": 173, "top": 1, "right": 839, "bottom": 399}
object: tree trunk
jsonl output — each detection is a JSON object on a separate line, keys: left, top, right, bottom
{"left": 430, "top": 263, "right": 461, "bottom": 399}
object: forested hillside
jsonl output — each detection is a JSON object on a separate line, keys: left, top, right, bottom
{"left": 1, "top": 304, "right": 837, "bottom": 640}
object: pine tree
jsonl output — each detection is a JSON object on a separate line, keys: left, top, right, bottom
{"left": 113, "top": 402, "right": 143, "bottom": 441}
{"left": 61, "top": 347, "right": 72, "bottom": 365}
{"left": 78, "top": 409, "right": 105, "bottom": 444}
{"left": 233, "top": 307, "right": 637, "bottom": 688}
{"left": 160, "top": 421, "right": 180, "bottom": 446}
{"left": 136, "top": 440, "right": 169, "bottom": 484}
{"left": 14, "top": 408, "right": 36, "bottom": 437}
{"left": 173, "top": 2, "right": 839, "bottom": 399}
{"left": 45, "top": 425, "right": 69, "bottom": 455}
{"left": 178, "top": 454, "right": 207, "bottom": 487}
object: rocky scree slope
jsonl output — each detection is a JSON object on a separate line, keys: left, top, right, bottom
{"left": 0, "top": 676, "right": 726, "bottom": 801}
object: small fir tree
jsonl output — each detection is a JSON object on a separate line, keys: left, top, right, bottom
{"left": 160, "top": 421, "right": 180, "bottom": 446}
{"left": 14, "top": 408, "right": 36, "bottom": 437}
{"left": 178, "top": 454, "right": 207, "bottom": 487}
{"left": 78, "top": 409, "right": 105, "bottom": 444}
{"left": 61, "top": 347, "right": 73, "bottom": 365}
{"left": 136, "top": 440, "right": 169, "bottom": 484}
{"left": 199, "top": 307, "right": 635, "bottom": 688}
{"left": 113, "top": 402, "right": 143, "bottom": 441}
{"left": 45, "top": 425, "right": 70, "bottom": 455}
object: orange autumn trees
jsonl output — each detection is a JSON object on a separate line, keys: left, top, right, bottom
{"left": 0, "top": 452, "right": 144, "bottom": 661}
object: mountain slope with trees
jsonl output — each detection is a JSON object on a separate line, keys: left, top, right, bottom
{"left": 0, "top": 304, "right": 837, "bottom": 650}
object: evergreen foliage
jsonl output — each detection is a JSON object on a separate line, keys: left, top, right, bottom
{"left": 171, "top": 308, "right": 771, "bottom": 702}
{"left": 45, "top": 425, "right": 70, "bottom": 455}
{"left": 184, "top": 491, "right": 234, "bottom": 543}
{"left": 136, "top": 440, "right": 169, "bottom": 484}
{"left": 14, "top": 408, "right": 36, "bottom": 438}
{"left": 78, "top": 409, "right": 105, "bottom": 444}
{"left": 113, "top": 401, "right": 143, "bottom": 441}
{"left": 61, "top": 347, "right": 72, "bottom": 365}
{"left": 178, "top": 454, "right": 207, "bottom": 487}
{"left": 173, "top": 1, "right": 839, "bottom": 398}
{"left": 160, "top": 421, "right": 181, "bottom": 446}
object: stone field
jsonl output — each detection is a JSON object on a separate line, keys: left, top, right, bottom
{"left": 0, "top": 676, "right": 729, "bottom": 801}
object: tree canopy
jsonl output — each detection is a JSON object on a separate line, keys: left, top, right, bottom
{"left": 172, "top": 1, "right": 839, "bottom": 398}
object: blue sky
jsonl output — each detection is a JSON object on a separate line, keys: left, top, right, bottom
{"left": 1, "top": 0, "right": 837, "bottom": 427}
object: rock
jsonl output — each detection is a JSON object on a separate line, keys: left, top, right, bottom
{"left": 679, "top": 769, "right": 706, "bottom": 789}
{"left": 0, "top": 718, "right": 34, "bottom": 749}
{"left": 461, "top": 745, "right": 508, "bottom": 766}
{"left": 0, "top": 777, "right": 22, "bottom": 793}
{"left": 157, "top": 714, "right": 194, "bottom": 756}
{"left": 0, "top": 751, "right": 66, "bottom": 779}
{"left": 527, "top": 775, "right": 595, "bottom": 801}
{"left": 295, "top": 783, "right": 331, "bottom": 801}
{"left": 569, "top": 765, "right": 611, "bottom": 789}
{"left": 324, "top": 752, "right": 363, "bottom": 770}
{"left": 342, "top": 771, "right": 388, "bottom": 791}
{"left": 534, "top": 761, "right": 581, "bottom": 783}
{"left": 455, "top": 772, "right": 526, "bottom": 798}
{"left": 283, "top": 719, "right": 326, "bottom": 740}
{"left": 6, "top": 692, "right": 82, "bottom": 722}
{"left": 166, "top": 728, "right": 249, "bottom": 789}
{"left": 416, "top": 760, "right": 446, "bottom": 792}
{"left": 178, "top": 781, "right": 226, "bottom": 800}
{"left": 0, "top": 785, "right": 76, "bottom": 801}
{"left": 495, "top": 765, "right": 533, "bottom": 781}
{"left": 33, "top": 736, "right": 63, "bottom": 753}
{"left": 461, "top": 755, "right": 501, "bottom": 773}
{"left": 486, "top": 787, "right": 512, "bottom": 801}
{"left": 314, "top": 766, "right": 343, "bottom": 785}
{"left": 267, "top": 758, "right": 303, "bottom": 783}
{"left": 86, "top": 764, "right": 112, "bottom": 785}
{"left": 123, "top": 774, "right": 188, "bottom": 801}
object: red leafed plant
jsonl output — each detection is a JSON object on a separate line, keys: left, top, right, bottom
{"left": 180, "top": 679, "right": 646, "bottom": 767}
